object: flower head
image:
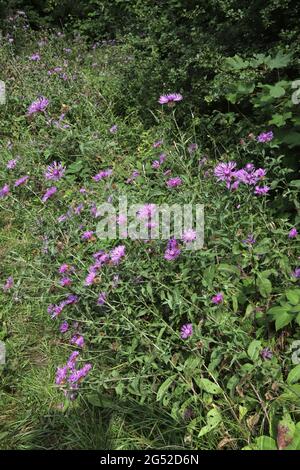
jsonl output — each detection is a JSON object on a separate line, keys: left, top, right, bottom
{"left": 254, "top": 185, "right": 270, "bottom": 195}
{"left": 42, "top": 186, "right": 57, "bottom": 202}
{"left": 110, "top": 245, "right": 126, "bottom": 265}
{"left": 3, "top": 276, "right": 14, "bottom": 291}
{"left": 260, "top": 347, "right": 273, "bottom": 361}
{"left": 14, "top": 175, "right": 29, "bottom": 187}
{"left": 45, "top": 161, "right": 65, "bottom": 181}
{"left": 212, "top": 293, "right": 223, "bottom": 304}
{"left": 289, "top": 228, "right": 298, "bottom": 239}
{"left": 93, "top": 169, "right": 112, "bottom": 182}
{"left": 257, "top": 131, "right": 273, "bottom": 143}
{"left": 182, "top": 229, "right": 197, "bottom": 244}
{"left": 7, "top": 159, "right": 18, "bottom": 169}
{"left": 164, "top": 239, "right": 181, "bottom": 261}
{"left": 0, "top": 184, "right": 10, "bottom": 198}
{"left": 27, "top": 96, "right": 49, "bottom": 116}
{"left": 59, "top": 321, "right": 69, "bottom": 333}
{"left": 97, "top": 291, "right": 107, "bottom": 305}
{"left": 166, "top": 177, "right": 182, "bottom": 188}
{"left": 180, "top": 323, "right": 193, "bottom": 339}
{"left": 159, "top": 93, "right": 183, "bottom": 105}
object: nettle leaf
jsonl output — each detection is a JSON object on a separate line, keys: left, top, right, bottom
{"left": 198, "top": 408, "right": 222, "bottom": 437}
{"left": 247, "top": 340, "right": 262, "bottom": 361}
{"left": 197, "top": 378, "right": 222, "bottom": 395}
{"left": 287, "top": 365, "right": 300, "bottom": 385}
{"left": 156, "top": 375, "right": 176, "bottom": 401}
{"left": 257, "top": 276, "right": 272, "bottom": 298}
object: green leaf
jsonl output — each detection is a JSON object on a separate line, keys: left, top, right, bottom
{"left": 197, "top": 378, "right": 222, "bottom": 395}
{"left": 198, "top": 408, "right": 222, "bottom": 437}
{"left": 267, "top": 306, "right": 289, "bottom": 316}
{"left": 286, "top": 290, "right": 299, "bottom": 305}
{"left": 156, "top": 375, "right": 176, "bottom": 401}
{"left": 275, "top": 312, "right": 293, "bottom": 330}
{"left": 218, "top": 264, "right": 240, "bottom": 276}
{"left": 287, "top": 365, "right": 300, "bottom": 385}
{"left": 257, "top": 276, "right": 272, "bottom": 298}
{"left": 255, "top": 436, "right": 277, "bottom": 450}
{"left": 247, "top": 340, "right": 262, "bottom": 361}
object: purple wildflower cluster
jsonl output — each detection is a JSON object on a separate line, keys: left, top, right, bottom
{"left": 55, "top": 350, "right": 92, "bottom": 399}
{"left": 214, "top": 161, "right": 269, "bottom": 194}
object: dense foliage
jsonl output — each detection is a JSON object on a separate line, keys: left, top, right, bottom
{"left": 0, "top": 3, "right": 299, "bottom": 451}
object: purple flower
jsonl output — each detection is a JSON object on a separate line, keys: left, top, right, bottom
{"left": 93, "top": 169, "right": 112, "bottom": 182}
{"left": 97, "top": 291, "right": 106, "bottom": 305}
{"left": 58, "top": 263, "right": 69, "bottom": 274}
{"left": 109, "top": 124, "right": 118, "bottom": 133}
{"left": 110, "top": 245, "right": 126, "bottom": 265}
{"left": 152, "top": 160, "right": 160, "bottom": 169}
{"left": 68, "top": 363, "right": 92, "bottom": 384}
{"left": 60, "top": 277, "right": 72, "bottom": 287}
{"left": 254, "top": 185, "right": 270, "bottom": 195}
{"left": 153, "top": 139, "right": 163, "bottom": 148}
{"left": 7, "top": 159, "right": 18, "bottom": 169}
{"left": 85, "top": 271, "right": 97, "bottom": 286}
{"left": 14, "top": 175, "right": 29, "bottom": 187}
{"left": 0, "top": 184, "right": 10, "bottom": 198}
{"left": 158, "top": 93, "right": 183, "bottom": 105}
{"left": 29, "top": 52, "right": 40, "bottom": 61}
{"left": 214, "top": 162, "right": 236, "bottom": 185}
{"left": 44, "top": 161, "right": 65, "bottom": 181}
{"left": 27, "top": 96, "right": 49, "bottom": 116}
{"left": 292, "top": 268, "right": 300, "bottom": 279}
{"left": 70, "top": 335, "right": 84, "bottom": 348}
{"left": 289, "top": 228, "right": 298, "bottom": 239}
{"left": 59, "top": 321, "right": 69, "bottom": 333}
{"left": 42, "top": 186, "right": 57, "bottom": 202}
{"left": 257, "top": 131, "right": 273, "bottom": 143}
{"left": 64, "top": 294, "right": 78, "bottom": 305}
{"left": 81, "top": 230, "right": 94, "bottom": 240}
{"left": 55, "top": 366, "right": 68, "bottom": 385}
{"left": 137, "top": 203, "right": 156, "bottom": 220}
{"left": 260, "top": 347, "right": 273, "bottom": 360}
{"left": 182, "top": 229, "right": 197, "bottom": 244}
{"left": 3, "top": 276, "right": 14, "bottom": 291}
{"left": 188, "top": 143, "right": 198, "bottom": 154}
{"left": 126, "top": 170, "right": 140, "bottom": 184}
{"left": 67, "top": 351, "right": 80, "bottom": 369}
{"left": 242, "top": 234, "right": 256, "bottom": 245}
{"left": 180, "top": 323, "right": 193, "bottom": 339}
{"left": 166, "top": 177, "right": 182, "bottom": 188}
{"left": 164, "top": 239, "right": 181, "bottom": 261}
{"left": 212, "top": 293, "right": 223, "bottom": 304}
